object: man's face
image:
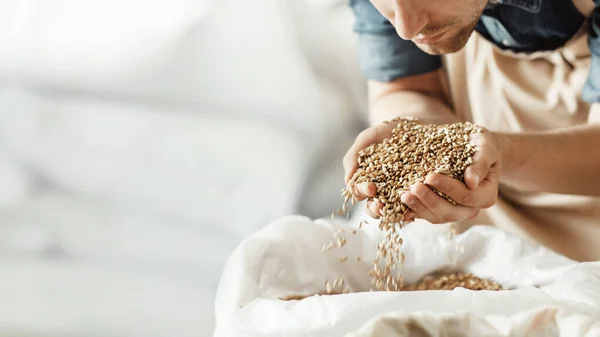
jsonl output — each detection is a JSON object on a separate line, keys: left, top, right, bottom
{"left": 370, "top": 0, "right": 488, "bottom": 55}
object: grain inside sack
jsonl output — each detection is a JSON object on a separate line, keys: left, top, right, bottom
{"left": 402, "top": 272, "right": 502, "bottom": 291}
{"left": 281, "top": 272, "right": 503, "bottom": 300}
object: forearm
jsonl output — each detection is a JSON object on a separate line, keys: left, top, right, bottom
{"left": 369, "top": 90, "right": 458, "bottom": 126}
{"left": 368, "top": 71, "right": 457, "bottom": 126}
{"left": 498, "top": 124, "right": 600, "bottom": 196}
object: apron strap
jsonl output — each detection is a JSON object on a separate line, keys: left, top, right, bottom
{"left": 572, "top": 0, "right": 595, "bottom": 17}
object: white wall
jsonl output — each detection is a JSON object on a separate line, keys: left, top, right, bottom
{"left": 0, "top": 0, "right": 367, "bottom": 335}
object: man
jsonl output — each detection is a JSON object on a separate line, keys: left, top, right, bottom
{"left": 344, "top": 0, "right": 600, "bottom": 261}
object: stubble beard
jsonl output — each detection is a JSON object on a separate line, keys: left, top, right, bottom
{"left": 414, "top": 4, "right": 485, "bottom": 55}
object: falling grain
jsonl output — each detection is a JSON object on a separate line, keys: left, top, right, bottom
{"left": 336, "top": 118, "right": 484, "bottom": 291}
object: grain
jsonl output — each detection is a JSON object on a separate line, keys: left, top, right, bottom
{"left": 280, "top": 277, "right": 351, "bottom": 300}
{"left": 322, "top": 242, "right": 334, "bottom": 252}
{"left": 332, "top": 118, "right": 484, "bottom": 291}
{"left": 281, "top": 272, "right": 501, "bottom": 301}
{"left": 401, "top": 272, "right": 502, "bottom": 291}
{"left": 280, "top": 294, "right": 319, "bottom": 301}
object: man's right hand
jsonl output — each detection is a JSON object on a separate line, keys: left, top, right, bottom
{"left": 342, "top": 121, "right": 405, "bottom": 219}
{"left": 346, "top": 70, "right": 455, "bottom": 219}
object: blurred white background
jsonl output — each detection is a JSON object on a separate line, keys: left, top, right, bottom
{"left": 0, "top": 0, "right": 368, "bottom": 335}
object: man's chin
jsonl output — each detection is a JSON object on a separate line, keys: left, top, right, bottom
{"left": 415, "top": 26, "right": 475, "bottom": 55}
{"left": 415, "top": 41, "right": 466, "bottom": 55}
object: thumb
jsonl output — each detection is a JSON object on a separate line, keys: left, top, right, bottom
{"left": 465, "top": 153, "right": 493, "bottom": 189}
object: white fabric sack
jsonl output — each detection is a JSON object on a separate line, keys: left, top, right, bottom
{"left": 350, "top": 307, "right": 600, "bottom": 337}
{"left": 214, "top": 216, "right": 600, "bottom": 336}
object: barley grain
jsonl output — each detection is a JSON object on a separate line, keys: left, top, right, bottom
{"left": 401, "top": 272, "right": 502, "bottom": 291}
{"left": 339, "top": 118, "right": 484, "bottom": 291}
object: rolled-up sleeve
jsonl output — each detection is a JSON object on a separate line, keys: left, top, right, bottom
{"left": 349, "top": 0, "right": 441, "bottom": 82}
{"left": 583, "top": 2, "right": 600, "bottom": 103}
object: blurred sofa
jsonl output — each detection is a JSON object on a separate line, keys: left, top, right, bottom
{"left": 0, "top": 0, "right": 367, "bottom": 336}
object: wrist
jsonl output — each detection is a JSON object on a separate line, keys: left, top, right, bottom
{"left": 493, "top": 131, "right": 534, "bottom": 180}
{"left": 493, "top": 131, "right": 512, "bottom": 174}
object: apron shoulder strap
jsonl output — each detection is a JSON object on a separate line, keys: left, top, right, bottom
{"left": 572, "top": 0, "right": 595, "bottom": 17}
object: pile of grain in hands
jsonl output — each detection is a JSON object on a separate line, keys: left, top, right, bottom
{"left": 326, "top": 118, "right": 501, "bottom": 292}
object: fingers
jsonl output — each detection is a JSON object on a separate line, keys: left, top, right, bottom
{"left": 467, "top": 210, "right": 480, "bottom": 219}
{"left": 353, "top": 182, "right": 377, "bottom": 201}
{"left": 342, "top": 155, "right": 359, "bottom": 184}
{"left": 402, "top": 183, "right": 479, "bottom": 224}
{"left": 403, "top": 210, "right": 415, "bottom": 222}
{"left": 400, "top": 190, "right": 439, "bottom": 223}
{"left": 343, "top": 125, "right": 392, "bottom": 183}
{"left": 366, "top": 199, "right": 383, "bottom": 219}
{"left": 474, "top": 169, "right": 500, "bottom": 208}
{"left": 353, "top": 182, "right": 381, "bottom": 218}
{"left": 426, "top": 173, "right": 475, "bottom": 206}
{"left": 465, "top": 160, "right": 490, "bottom": 190}
{"left": 465, "top": 133, "right": 496, "bottom": 189}
{"left": 425, "top": 172, "right": 498, "bottom": 209}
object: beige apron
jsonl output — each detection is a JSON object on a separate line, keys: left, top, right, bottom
{"left": 443, "top": 0, "right": 600, "bottom": 261}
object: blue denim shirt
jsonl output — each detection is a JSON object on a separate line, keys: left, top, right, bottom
{"left": 350, "top": 0, "right": 600, "bottom": 103}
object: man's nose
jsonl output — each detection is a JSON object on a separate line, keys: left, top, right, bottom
{"left": 392, "top": 0, "right": 427, "bottom": 40}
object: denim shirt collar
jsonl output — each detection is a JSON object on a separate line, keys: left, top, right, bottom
{"left": 486, "top": 0, "right": 542, "bottom": 13}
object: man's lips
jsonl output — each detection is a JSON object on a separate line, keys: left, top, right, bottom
{"left": 412, "top": 28, "right": 450, "bottom": 44}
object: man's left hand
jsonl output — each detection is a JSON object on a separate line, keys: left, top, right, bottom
{"left": 400, "top": 131, "right": 502, "bottom": 224}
